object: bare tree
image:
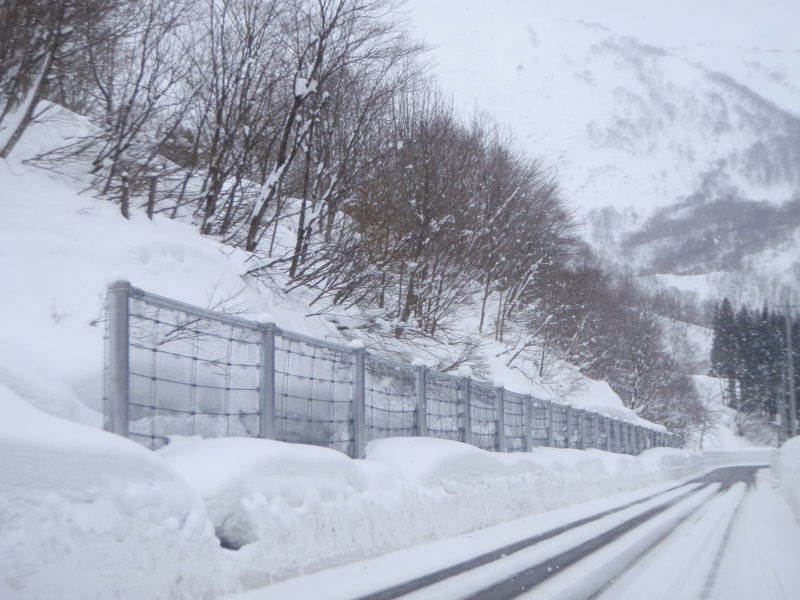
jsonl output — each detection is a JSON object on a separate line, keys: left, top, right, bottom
{"left": 0, "top": 0, "right": 121, "bottom": 157}
{"left": 241, "top": 0, "right": 415, "bottom": 252}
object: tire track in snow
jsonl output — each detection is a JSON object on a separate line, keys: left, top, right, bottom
{"left": 464, "top": 484, "right": 719, "bottom": 600}
{"left": 354, "top": 481, "right": 709, "bottom": 600}
{"left": 699, "top": 487, "right": 746, "bottom": 599}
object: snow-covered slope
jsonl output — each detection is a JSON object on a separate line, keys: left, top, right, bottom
{"left": 410, "top": 0, "right": 800, "bottom": 217}
{"left": 628, "top": 196, "right": 800, "bottom": 305}
{"left": 409, "top": 0, "right": 800, "bottom": 305}
{"left": 0, "top": 108, "right": 660, "bottom": 428}
{"left": 0, "top": 39, "right": 778, "bottom": 599}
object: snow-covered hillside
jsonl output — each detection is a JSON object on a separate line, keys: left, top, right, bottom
{"left": 409, "top": 0, "right": 800, "bottom": 305}
{"left": 3, "top": 2, "right": 797, "bottom": 591}
{"left": 1, "top": 107, "right": 666, "bottom": 429}
{"left": 410, "top": 0, "right": 800, "bottom": 217}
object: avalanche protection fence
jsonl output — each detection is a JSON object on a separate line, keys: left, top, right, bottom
{"left": 103, "top": 281, "right": 681, "bottom": 457}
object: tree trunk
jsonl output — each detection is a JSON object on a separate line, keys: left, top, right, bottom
{"left": 0, "top": 47, "right": 54, "bottom": 158}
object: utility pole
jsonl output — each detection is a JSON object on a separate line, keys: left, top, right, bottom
{"left": 777, "top": 304, "right": 798, "bottom": 439}
{"left": 779, "top": 370, "right": 787, "bottom": 445}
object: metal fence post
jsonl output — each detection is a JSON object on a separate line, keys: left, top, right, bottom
{"left": 495, "top": 387, "right": 506, "bottom": 452}
{"left": 524, "top": 395, "right": 533, "bottom": 451}
{"left": 352, "top": 346, "right": 366, "bottom": 459}
{"left": 621, "top": 422, "right": 627, "bottom": 453}
{"left": 611, "top": 419, "right": 618, "bottom": 452}
{"left": 547, "top": 401, "right": 555, "bottom": 447}
{"left": 578, "top": 409, "right": 586, "bottom": 450}
{"left": 462, "top": 375, "right": 473, "bottom": 446}
{"left": 258, "top": 323, "right": 276, "bottom": 440}
{"left": 106, "top": 281, "right": 131, "bottom": 437}
{"left": 593, "top": 413, "right": 600, "bottom": 450}
{"left": 414, "top": 364, "right": 428, "bottom": 437}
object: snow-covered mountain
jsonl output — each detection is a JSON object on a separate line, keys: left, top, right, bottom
{"left": 409, "top": 0, "right": 800, "bottom": 304}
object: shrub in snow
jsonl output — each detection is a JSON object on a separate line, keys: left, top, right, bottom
{"left": 0, "top": 385, "right": 235, "bottom": 600}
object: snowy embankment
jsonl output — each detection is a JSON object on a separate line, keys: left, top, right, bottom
{"left": 0, "top": 109, "right": 772, "bottom": 598}
{"left": 1, "top": 374, "right": 772, "bottom": 598}
{"left": 0, "top": 384, "right": 234, "bottom": 598}
{"left": 772, "top": 437, "right": 800, "bottom": 524}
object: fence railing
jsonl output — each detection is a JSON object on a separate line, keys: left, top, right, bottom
{"left": 103, "top": 281, "right": 681, "bottom": 457}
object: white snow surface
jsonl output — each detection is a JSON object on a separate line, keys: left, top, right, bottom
{"left": 0, "top": 383, "right": 234, "bottom": 599}
{"left": 773, "top": 436, "right": 800, "bottom": 524}
{"left": 0, "top": 104, "right": 776, "bottom": 597}
{"left": 221, "top": 448, "right": 783, "bottom": 600}
{"left": 408, "top": 0, "right": 800, "bottom": 219}
{"left": 152, "top": 434, "right": 715, "bottom": 591}
{"left": 0, "top": 363, "right": 779, "bottom": 598}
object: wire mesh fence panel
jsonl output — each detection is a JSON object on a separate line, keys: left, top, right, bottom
{"left": 580, "top": 412, "right": 593, "bottom": 449}
{"left": 273, "top": 333, "right": 354, "bottom": 456}
{"left": 609, "top": 419, "right": 618, "bottom": 452}
{"left": 504, "top": 391, "right": 527, "bottom": 451}
{"left": 597, "top": 417, "right": 608, "bottom": 449}
{"left": 425, "top": 372, "right": 462, "bottom": 441}
{"left": 470, "top": 382, "right": 498, "bottom": 451}
{"left": 122, "top": 296, "right": 261, "bottom": 450}
{"left": 552, "top": 404, "right": 568, "bottom": 448}
{"left": 583, "top": 412, "right": 600, "bottom": 448}
{"left": 106, "top": 284, "right": 679, "bottom": 457}
{"left": 530, "top": 399, "right": 549, "bottom": 446}
{"left": 364, "top": 355, "right": 416, "bottom": 442}
{"left": 565, "top": 410, "right": 578, "bottom": 448}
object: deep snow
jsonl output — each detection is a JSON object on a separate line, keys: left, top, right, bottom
{"left": 773, "top": 436, "right": 800, "bottom": 524}
{"left": 0, "top": 374, "right": 772, "bottom": 598}
{"left": 0, "top": 98, "right": 789, "bottom": 598}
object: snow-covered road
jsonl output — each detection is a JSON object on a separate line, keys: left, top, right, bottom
{"left": 226, "top": 465, "right": 800, "bottom": 600}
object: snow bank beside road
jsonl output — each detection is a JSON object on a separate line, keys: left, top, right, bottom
{"left": 159, "top": 437, "right": 420, "bottom": 588}
{"left": 0, "top": 384, "right": 234, "bottom": 600}
{"left": 772, "top": 437, "right": 800, "bottom": 523}
{"left": 3, "top": 392, "right": 751, "bottom": 600}
{"left": 160, "top": 436, "right": 708, "bottom": 591}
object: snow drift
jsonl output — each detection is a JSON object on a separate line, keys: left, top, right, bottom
{"left": 773, "top": 437, "right": 800, "bottom": 524}
{"left": 0, "top": 384, "right": 235, "bottom": 599}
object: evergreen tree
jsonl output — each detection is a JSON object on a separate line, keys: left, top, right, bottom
{"left": 710, "top": 298, "right": 739, "bottom": 406}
